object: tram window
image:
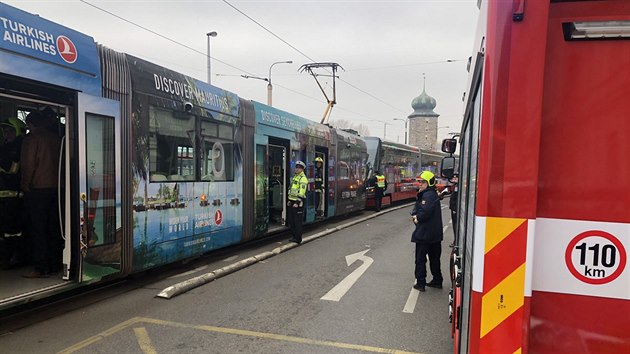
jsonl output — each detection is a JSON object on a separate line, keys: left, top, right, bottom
{"left": 200, "top": 120, "right": 234, "bottom": 182}
{"left": 338, "top": 162, "right": 349, "bottom": 179}
{"left": 218, "top": 124, "right": 232, "bottom": 139}
{"left": 149, "top": 106, "right": 195, "bottom": 182}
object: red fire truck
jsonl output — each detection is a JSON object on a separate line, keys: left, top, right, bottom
{"left": 442, "top": 1, "right": 630, "bottom": 353}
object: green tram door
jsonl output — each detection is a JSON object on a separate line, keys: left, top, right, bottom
{"left": 76, "top": 93, "right": 122, "bottom": 283}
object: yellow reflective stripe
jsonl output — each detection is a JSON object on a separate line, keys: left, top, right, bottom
{"left": 485, "top": 217, "right": 525, "bottom": 253}
{"left": 0, "top": 190, "right": 20, "bottom": 198}
{"left": 480, "top": 263, "right": 526, "bottom": 338}
{"left": 8, "top": 161, "right": 19, "bottom": 174}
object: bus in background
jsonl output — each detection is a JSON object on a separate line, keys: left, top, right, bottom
{"left": 442, "top": 1, "right": 630, "bottom": 353}
{"left": 365, "top": 137, "right": 421, "bottom": 209}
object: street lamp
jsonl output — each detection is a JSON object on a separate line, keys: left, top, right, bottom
{"left": 368, "top": 120, "right": 391, "bottom": 140}
{"left": 206, "top": 31, "right": 217, "bottom": 84}
{"left": 437, "top": 126, "right": 451, "bottom": 151}
{"left": 393, "top": 118, "right": 408, "bottom": 144}
{"left": 267, "top": 60, "right": 292, "bottom": 106}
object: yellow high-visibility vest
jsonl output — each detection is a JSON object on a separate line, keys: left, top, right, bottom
{"left": 288, "top": 171, "right": 308, "bottom": 201}
{"left": 375, "top": 174, "right": 386, "bottom": 188}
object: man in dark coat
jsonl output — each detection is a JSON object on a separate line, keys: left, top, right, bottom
{"left": 21, "top": 111, "right": 62, "bottom": 278}
{"left": 410, "top": 170, "right": 443, "bottom": 291}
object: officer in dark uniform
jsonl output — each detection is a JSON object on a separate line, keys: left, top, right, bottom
{"left": 372, "top": 170, "right": 387, "bottom": 212}
{"left": 0, "top": 118, "right": 27, "bottom": 269}
{"left": 410, "top": 170, "right": 443, "bottom": 291}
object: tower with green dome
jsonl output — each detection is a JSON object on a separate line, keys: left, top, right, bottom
{"left": 408, "top": 75, "right": 439, "bottom": 150}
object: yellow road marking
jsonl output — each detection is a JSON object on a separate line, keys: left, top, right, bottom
{"left": 57, "top": 317, "right": 144, "bottom": 354}
{"left": 59, "top": 316, "right": 423, "bottom": 354}
{"left": 134, "top": 327, "right": 158, "bottom": 354}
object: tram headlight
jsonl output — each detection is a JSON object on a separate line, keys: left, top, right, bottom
{"left": 184, "top": 101, "right": 194, "bottom": 112}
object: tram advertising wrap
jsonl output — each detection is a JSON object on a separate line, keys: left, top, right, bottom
{"left": 0, "top": 2, "right": 416, "bottom": 313}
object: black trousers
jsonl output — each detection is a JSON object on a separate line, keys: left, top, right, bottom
{"left": 287, "top": 203, "right": 304, "bottom": 243}
{"left": 415, "top": 242, "right": 443, "bottom": 286}
{"left": 24, "top": 188, "right": 61, "bottom": 274}
{"left": 374, "top": 188, "right": 384, "bottom": 211}
{"left": 0, "top": 196, "right": 26, "bottom": 267}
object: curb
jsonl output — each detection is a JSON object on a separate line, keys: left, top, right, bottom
{"left": 156, "top": 202, "right": 413, "bottom": 299}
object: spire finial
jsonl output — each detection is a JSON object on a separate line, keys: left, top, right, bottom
{"left": 422, "top": 73, "right": 426, "bottom": 91}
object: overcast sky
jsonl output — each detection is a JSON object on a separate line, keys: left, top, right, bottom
{"left": 5, "top": 0, "right": 479, "bottom": 144}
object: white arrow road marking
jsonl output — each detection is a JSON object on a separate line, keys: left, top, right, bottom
{"left": 403, "top": 287, "right": 420, "bottom": 313}
{"left": 321, "top": 249, "right": 374, "bottom": 302}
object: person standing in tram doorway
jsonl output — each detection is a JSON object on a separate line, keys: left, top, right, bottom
{"left": 372, "top": 170, "right": 387, "bottom": 212}
{"left": 287, "top": 160, "right": 308, "bottom": 244}
{"left": 0, "top": 117, "right": 27, "bottom": 269}
{"left": 20, "top": 111, "right": 62, "bottom": 278}
{"left": 410, "top": 170, "right": 443, "bottom": 291}
{"left": 314, "top": 156, "right": 325, "bottom": 218}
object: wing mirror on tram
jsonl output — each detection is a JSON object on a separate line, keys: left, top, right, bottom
{"left": 441, "top": 138, "right": 457, "bottom": 154}
{"left": 441, "top": 156, "right": 456, "bottom": 179}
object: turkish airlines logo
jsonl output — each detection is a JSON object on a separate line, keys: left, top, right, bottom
{"left": 215, "top": 210, "right": 223, "bottom": 226}
{"left": 56, "top": 35, "right": 77, "bottom": 64}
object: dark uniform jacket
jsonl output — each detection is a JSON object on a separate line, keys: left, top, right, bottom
{"left": 0, "top": 136, "right": 23, "bottom": 192}
{"left": 411, "top": 187, "right": 443, "bottom": 244}
{"left": 21, "top": 127, "right": 61, "bottom": 191}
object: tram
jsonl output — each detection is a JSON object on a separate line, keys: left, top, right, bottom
{"left": 364, "top": 137, "right": 421, "bottom": 209}
{"left": 0, "top": 3, "right": 367, "bottom": 312}
{"left": 443, "top": 1, "right": 630, "bottom": 353}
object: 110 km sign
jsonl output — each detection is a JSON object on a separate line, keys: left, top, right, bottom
{"left": 565, "top": 230, "right": 627, "bottom": 285}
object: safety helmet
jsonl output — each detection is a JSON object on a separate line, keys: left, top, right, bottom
{"left": 314, "top": 157, "right": 324, "bottom": 163}
{"left": 1, "top": 117, "right": 26, "bottom": 136}
{"left": 417, "top": 171, "right": 436, "bottom": 187}
{"left": 295, "top": 161, "right": 306, "bottom": 169}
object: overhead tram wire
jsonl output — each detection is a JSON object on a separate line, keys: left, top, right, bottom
{"left": 346, "top": 59, "right": 467, "bottom": 72}
{"left": 78, "top": 0, "right": 255, "bottom": 76}
{"left": 79, "top": 0, "right": 414, "bottom": 120}
{"left": 221, "top": 0, "right": 316, "bottom": 63}
{"left": 221, "top": 0, "right": 407, "bottom": 115}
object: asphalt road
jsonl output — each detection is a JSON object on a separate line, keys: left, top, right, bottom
{"left": 0, "top": 200, "right": 455, "bottom": 354}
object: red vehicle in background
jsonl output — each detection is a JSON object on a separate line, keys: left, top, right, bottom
{"left": 365, "top": 137, "right": 422, "bottom": 209}
{"left": 442, "top": 1, "right": 630, "bottom": 353}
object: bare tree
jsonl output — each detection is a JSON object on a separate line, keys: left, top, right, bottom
{"left": 329, "top": 119, "right": 371, "bottom": 136}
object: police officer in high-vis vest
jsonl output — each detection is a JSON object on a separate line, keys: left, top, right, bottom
{"left": 314, "top": 156, "right": 324, "bottom": 217}
{"left": 372, "top": 170, "right": 388, "bottom": 212}
{"left": 287, "top": 160, "right": 308, "bottom": 243}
